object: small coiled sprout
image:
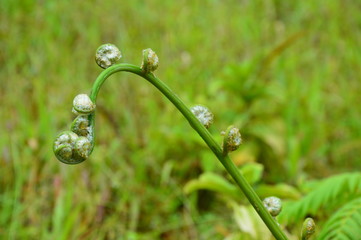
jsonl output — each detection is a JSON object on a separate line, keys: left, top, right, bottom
{"left": 74, "top": 136, "right": 91, "bottom": 159}
{"left": 72, "top": 94, "right": 96, "bottom": 114}
{"left": 95, "top": 43, "right": 122, "bottom": 69}
{"left": 222, "top": 125, "right": 242, "bottom": 155}
{"left": 301, "top": 218, "right": 316, "bottom": 240}
{"left": 53, "top": 131, "right": 90, "bottom": 164}
{"left": 71, "top": 115, "right": 90, "bottom": 136}
{"left": 263, "top": 196, "right": 282, "bottom": 217}
{"left": 141, "top": 48, "right": 159, "bottom": 73}
{"left": 190, "top": 105, "right": 214, "bottom": 129}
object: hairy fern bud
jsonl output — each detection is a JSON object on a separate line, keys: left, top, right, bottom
{"left": 71, "top": 115, "right": 90, "bottom": 136}
{"left": 95, "top": 43, "right": 122, "bottom": 69}
{"left": 141, "top": 48, "right": 159, "bottom": 73}
{"left": 190, "top": 105, "right": 214, "bottom": 129}
{"left": 222, "top": 125, "right": 242, "bottom": 155}
{"left": 53, "top": 131, "right": 77, "bottom": 163}
{"left": 301, "top": 218, "right": 316, "bottom": 240}
{"left": 263, "top": 196, "right": 282, "bottom": 217}
{"left": 53, "top": 131, "right": 90, "bottom": 164}
{"left": 74, "top": 136, "right": 91, "bottom": 159}
{"left": 72, "top": 94, "right": 95, "bottom": 114}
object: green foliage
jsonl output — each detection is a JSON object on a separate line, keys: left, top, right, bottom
{"left": 184, "top": 162, "right": 301, "bottom": 203}
{"left": 227, "top": 203, "right": 272, "bottom": 240}
{"left": 239, "top": 162, "right": 264, "bottom": 186}
{"left": 280, "top": 173, "right": 361, "bottom": 224}
{"left": 256, "top": 183, "right": 301, "bottom": 200}
{"left": 184, "top": 163, "right": 265, "bottom": 202}
{"left": 317, "top": 197, "right": 361, "bottom": 240}
{"left": 184, "top": 172, "right": 242, "bottom": 201}
{"left": 183, "top": 169, "right": 276, "bottom": 239}
{"left": 2, "top": 0, "right": 361, "bottom": 238}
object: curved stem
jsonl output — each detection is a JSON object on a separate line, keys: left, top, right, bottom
{"left": 89, "top": 63, "right": 288, "bottom": 240}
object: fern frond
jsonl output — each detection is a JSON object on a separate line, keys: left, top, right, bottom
{"left": 317, "top": 197, "right": 361, "bottom": 239}
{"left": 279, "top": 173, "right": 361, "bottom": 223}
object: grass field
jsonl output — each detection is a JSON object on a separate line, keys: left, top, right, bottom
{"left": 1, "top": 0, "right": 361, "bottom": 239}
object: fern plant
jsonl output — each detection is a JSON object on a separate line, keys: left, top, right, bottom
{"left": 277, "top": 172, "right": 361, "bottom": 239}
{"left": 53, "top": 44, "right": 289, "bottom": 240}
{"left": 53, "top": 43, "right": 361, "bottom": 239}
{"left": 317, "top": 197, "right": 361, "bottom": 239}
{"left": 279, "top": 172, "right": 361, "bottom": 224}
{"left": 184, "top": 163, "right": 301, "bottom": 239}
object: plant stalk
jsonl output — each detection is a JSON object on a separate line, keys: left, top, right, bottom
{"left": 89, "top": 63, "right": 288, "bottom": 240}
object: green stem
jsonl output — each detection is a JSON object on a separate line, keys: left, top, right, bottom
{"left": 89, "top": 63, "right": 288, "bottom": 240}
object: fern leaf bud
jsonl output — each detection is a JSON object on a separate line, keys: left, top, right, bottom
{"left": 190, "top": 105, "right": 214, "bottom": 129}
{"left": 301, "top": 218, "right": 315, "bottom": 240}
{"left": 95, "top": 43, "right": 122, "bottom": 69}
{"left": 222, "top": 125, "right": 242, "bottom": 155}
{"left": 53, "top": 131, "right": 87, "bottom": 164}
{"left": 73, "top": 94, "right": 96, "bottom": 114}
{"left": 263, "top": 196, "right": 282, "bottom": 217}
{"left": 141, "top": 48, "right": 159, "bottom": 73}
{"left": 74, "top": 136, "right": 91, "bottom": 160}
{"left": 71, "top": 115, "right": 90, "bottom": 136}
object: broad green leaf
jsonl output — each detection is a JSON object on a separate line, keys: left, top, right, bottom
{"left": 230, "top": 202, "right": 271, "bottom": 239}
{"left": 183, "top": 172, "right": 242, "bottom": 201}
{"left": 256, "top": 183, "right": 301, "bottom": 200}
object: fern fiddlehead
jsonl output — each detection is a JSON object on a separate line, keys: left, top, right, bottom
{"left": 263, "top": 196, "right": 282, "bottom": 217}
{"left": 190, "top": 105, "right": 214, "bottom": 129}
{"left": 53, "top": 44, "right": 289, "bottom": 240}
{"left": 95, "top": 43, "right": 122, "bottom": 69}
{"left": 302, "top": 218, "right": 316, "bottom": 240}
{"left": 72, "top": 94, "right": 96, "bottom": 114}
{"left": 141, "top": 48, "right": 159, "bottom": 73}
{"left": 222, "top": 125, "right": 242, "bottom": 155}
{"left": 53, "top": 130, "right": 91, "bottom": 164}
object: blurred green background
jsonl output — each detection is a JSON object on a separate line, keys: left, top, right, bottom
{"left": 1, "top": 0, "right": 361, "bottom": 239}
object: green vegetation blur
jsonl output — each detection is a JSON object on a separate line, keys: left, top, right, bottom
{"left": 1, "top": 0, "right": 361, "bottom": 239}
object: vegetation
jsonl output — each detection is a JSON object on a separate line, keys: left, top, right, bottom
{"left": 1, "top": 0, "right": 361, "bottom": 239}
